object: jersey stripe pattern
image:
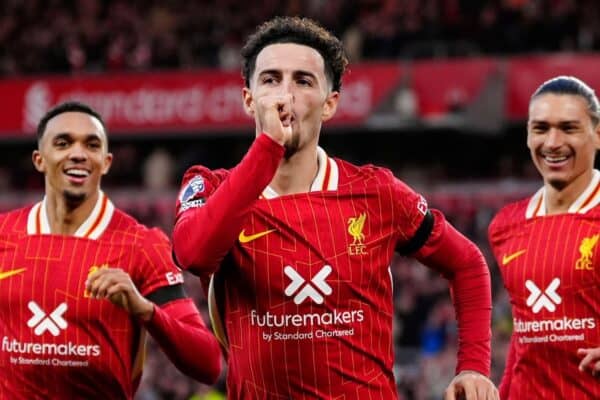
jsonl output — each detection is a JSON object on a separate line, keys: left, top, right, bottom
{"left": 489, "top": 171, "right": 600, "bottom": 399}
{"left": 0, "top": 194, "right": 183, "bottom": 399}
{"left": 194, "top": 148, "right": 427, "bottom": 399}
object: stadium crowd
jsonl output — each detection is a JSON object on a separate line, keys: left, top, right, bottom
{"left": 0, "top": 0, "right": 598, "bottom": 76}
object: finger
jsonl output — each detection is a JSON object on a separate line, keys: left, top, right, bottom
{"left": 106, "top": 284, "right": 129, "bottom": 306}
{"left": 579, "top": 353, "right": 596, "bottom": 371}
{"left": 93, "top": 273, "right": 121, "bottom": 299}
{"left": 463, "top": 383, "right": 476, "bottom": 400}
{"left": 444, "top": 384, "right": 456, "bottom": 400}
{"left": 594, "top": 360, "right": 600, "bottom": 377}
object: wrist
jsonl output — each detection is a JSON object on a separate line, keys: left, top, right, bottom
{"left": 136, "top": 301, "right": 155, "bottom": 322}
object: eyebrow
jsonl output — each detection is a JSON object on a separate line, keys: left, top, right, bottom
{"left": 51, "top": 132, "right": 103, "bottom": 141}
{"left": 529, "top": 119, "right": 582, "bottom": 125}
{"left": 257, "top": 69, "right": 318, "bottom": 80}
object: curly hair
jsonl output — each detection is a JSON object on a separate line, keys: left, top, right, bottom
{"left": 241, "top": 16, "right": 348, "bottom": 92}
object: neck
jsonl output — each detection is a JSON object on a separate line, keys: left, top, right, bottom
{"left": 544, "top": 169, "right": 594, "bottom": 215}
{"left": 270, "top": 146, "right": 319, "bottom": 196}
{"left": 44, "top": 191, "right": 99, "bottom": 235}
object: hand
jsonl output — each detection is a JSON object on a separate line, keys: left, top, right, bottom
{"left": 578, "top": 347, "right": 600, "bottom": 377}
{"left": 444, "top": 370, "right": 499, "bottom": 400}
{"left": 255, "top": 93, "right": 293, "bottom": 146}
{"left": 86, "top": 267, "right": 154, "bottom": 321}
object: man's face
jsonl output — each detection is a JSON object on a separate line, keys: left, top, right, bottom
{"left": 243, "top": 42, "right": 339, "bottom": 156}
{"left": 32, "top": 111, "right": 112, "bottom": 204}
{"left": 527, "top": 93, "right": 600, "bottom": 191}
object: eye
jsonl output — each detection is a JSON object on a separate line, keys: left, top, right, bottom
{"left": 261, "top": 76, "right": 277, "bottom": 85}
{"left": 297, "top": 78, "right": 312, "bottom": 86}
{"left": 54, "top": 138, "right": 69, "bottom": 148}
{"left": 530, "top": 125, "right": 546, "bottom": 133}
{"left": 88, "top": 141, "right": 102, "bottom": 149}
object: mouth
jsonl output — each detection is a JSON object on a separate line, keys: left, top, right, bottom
{"left": 541, "top": 153, "right": 570, "bottom": 168}
{"left": 64, "top": 167, "right": 90, "bottom": 184}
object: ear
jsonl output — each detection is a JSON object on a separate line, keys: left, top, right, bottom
{"left": 242, "top": 87, "right": 255, "bottom": 117}
{"left": 32, "top": 149, "right": 45, "bottom": 173}
{"left": 321, "top": 91, "right": 340, "bottom": 122}
{"left": 101, "top": 152, "right": 113, "bottom": 175}
{"left": 594, "top": 122, "right": 600, "bottom": 150}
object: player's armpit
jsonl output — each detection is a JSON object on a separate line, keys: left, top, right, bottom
{"left": 142, "top": 298, "right": 222, "bottom": 384}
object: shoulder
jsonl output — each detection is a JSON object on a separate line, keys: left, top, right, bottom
{"left": 488, "top": 198, "right": 529, "bottom": 241}
{"left": 181, "top": 165, "right": 229, "bottom": 187}
{"left": 179, "top": 165, "right": 229, "bottom": 199}
{"left": 107, "top": 208, "right": 169, "bottom": 244}
{"left": 336, "top": 159, "right": 403, "bottom": 188}
{"left": 0, "top": 205, "right": 35, "bottom": 233}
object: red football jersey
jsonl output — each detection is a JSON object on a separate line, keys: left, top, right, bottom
{"left": 489, "top": 172, "right": 600, "bottom": 399}
{"left": 179, "top": 146, "right": 428, "bottom": 399}
{"left": 0, "top": 192, "right": 184, "bottom": 399}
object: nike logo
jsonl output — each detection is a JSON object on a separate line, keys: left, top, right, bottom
{"left": 0, "top": 267, "right": 26, "bottom": 280}
{"left": 239, "top": 229, "right": 276, "bottom": 244}
{"left": 502, "top": 250, "right": 526, "bottom": 266}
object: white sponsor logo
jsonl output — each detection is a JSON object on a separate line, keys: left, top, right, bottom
{"left": 526, "top": 278, "right": 561, "bottom": 313}
{"left": 284, "top": 265, "right": 332, "bottom": 305}
{"left": 27, "top": 301, "right": 67, "bottom": 336}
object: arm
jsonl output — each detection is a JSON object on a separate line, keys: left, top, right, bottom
{"left": 172, "top": 133, "right": 284, "bottom": 274}
{"left": 142, "top": 297, "right": 222, "bottom": 384}
{"left": 414, "top": 209, "right": 492, "bottom": 376}
{"left": 499, "top": 334, "right": 517, "bottom": 399}
{"left": 86, "top": 269, "right": 222, "bottom": 384}
{"left": 173, "top": 92, "right": 296, "bottom": 275}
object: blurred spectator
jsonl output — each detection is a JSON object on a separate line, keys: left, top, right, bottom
{"left": 1, "top": 0, "right": 600, "bottom": 76}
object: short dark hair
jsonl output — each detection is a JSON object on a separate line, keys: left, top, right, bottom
{"left": 37, "top": 101, "right": 107, "bottom": 141}
{"left": 241, "top": 16, "right": 348, "bottom": 92}
{"left": 531, "top": 75, "right": 600, "bottom": 126}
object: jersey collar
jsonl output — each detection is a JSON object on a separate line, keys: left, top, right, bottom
{"left": 526, "top": 169, "right": 600, "bottom": 218}
{"left": 27, "top": 191, "right": 115, "bottom": 239}
{"left": 261, "top": 147, "right": 339, "bottom": 199}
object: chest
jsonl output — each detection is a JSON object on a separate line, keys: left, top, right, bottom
{"left": 496, "top": 216, "right": 599, "bottom": 302}
{"left": 0, "top": 235, "right": 136, "bottom": 324}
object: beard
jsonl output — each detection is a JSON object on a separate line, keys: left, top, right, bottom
{"left": 63, "top": 189, "right": 87, "bottom": 209}
{"left": 547, "top": 178, "right": 568, "bottom": 191}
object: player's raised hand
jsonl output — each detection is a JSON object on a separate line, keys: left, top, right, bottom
{"left": 86, "top": 267, "right": 154, "bottom": 321}
{"left": 578, "top": 347, "right": 600, "bottom": 377}
{"left": 255, "top": 93, "right": 293, "bottom": 146}
{"left": 444, "top": 370, "right": 499, "bottom": 400}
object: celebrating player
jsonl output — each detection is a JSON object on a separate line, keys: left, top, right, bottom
{"left": 0, "top": 101, "right": 221, "bottom": 399}
{"left": 173, "top": 16, "right": 497, "bottom": 399}
{"left": 489, "top": 75, "right": 600, "bottom": 399}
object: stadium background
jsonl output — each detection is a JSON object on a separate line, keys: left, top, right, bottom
{"left": 0, "top": 0, "right": 598, "bottom": 399}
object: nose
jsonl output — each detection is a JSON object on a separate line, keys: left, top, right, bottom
{"left": 69, "top": 142, "right": 88, "bottom": 162}
{"left": 280, "top": 78, "right": 295, "bottom": 100}
{"left": 545, "top": 127, "right": 565, "bottom": 149}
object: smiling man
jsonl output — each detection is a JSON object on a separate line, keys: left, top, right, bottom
{"left": 489, "top": 76, "right": 600, "bottom": 399}
{"left": 0, "top": 101, "right": 221, "bottom": 399}
{"left": 173, "top": 16, "right": 497, "bottom": 400}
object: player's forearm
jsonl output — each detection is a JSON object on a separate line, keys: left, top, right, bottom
{"left": 142, "top": 298, "right": 222, "bottom": 384}
{"left": 417, "top": 211, "right": 492, "bottom": 375}
{"left": 173, "top": 134, "right": 284, "bottom": 273}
